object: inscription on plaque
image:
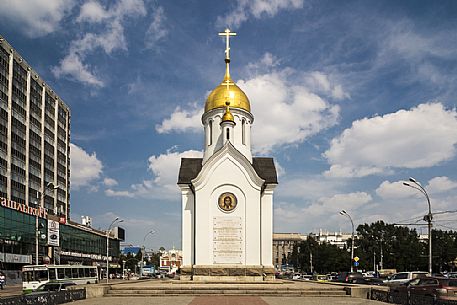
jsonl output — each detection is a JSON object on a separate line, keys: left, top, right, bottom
{"left": 213, "top": 216, "right": 243, "bottom": 264}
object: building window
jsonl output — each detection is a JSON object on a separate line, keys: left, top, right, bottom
{"left": 242, "top": 119, "right": 245, "bottom": 145}
{"left": 208, "top": 120, "right": 213, "bottom": 146}
{"left": 226, "top": 128, "right": 229, "bottom": 141}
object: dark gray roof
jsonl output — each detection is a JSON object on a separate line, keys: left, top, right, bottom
{"left": 177, "top": 158, "right": 202, "bottom": 184}
{"left": 177, "top": 157, "right": 277, "bottom": 184}
{"left": 252, "top": 157, "right": 278, "bottom": 184}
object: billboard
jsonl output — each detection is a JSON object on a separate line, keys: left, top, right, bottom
{"left": 47, "top": 220, "right": 60, "bottom": 247}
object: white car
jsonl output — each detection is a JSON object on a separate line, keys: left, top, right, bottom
{"left": 292, "top": 273, "right": 302, "bottom": 280}
{"left": 383, "top": 271, "right": 429, "bottom": 285}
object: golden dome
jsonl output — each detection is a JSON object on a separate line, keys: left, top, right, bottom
{"left": 221, "top": 102, "right": 235, "bottom": 123}
{"left": 205, "top": 72, "right": 251, "bottom": 113}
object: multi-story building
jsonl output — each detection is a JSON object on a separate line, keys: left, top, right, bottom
{"left": 0, "top": 35, "right": 123, "bottom": 274}
{"left": 0, "top": 35, "right": 70, "bottom": 217}
{"left": 309, "top": 229, "right": 353, "bottom": 249}
{"left": 272, "top": 231, "right": 354, "bottom": 269}
{"left": 273, "top": 233, "right": 307, "bottom": 269}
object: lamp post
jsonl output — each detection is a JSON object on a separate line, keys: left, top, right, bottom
{"left": 35, "top": 182, "right": 59, "bottom": 264}
{"left": 403, "top": 177, "right": 433, "bottom": 274}
{"left": 106, "top": 217, "right": 123, "bottom": 283}
{"left": 339, "top": 210, "right": 355, "bottom": 272}
{"left": 141, "top": 230, "right": 156, "bottom": 277}
{"left": 122, "top": 260, "right": 126, "bottom": 280}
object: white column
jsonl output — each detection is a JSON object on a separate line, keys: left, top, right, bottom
{"left": 25, "top": 68, "right": 31, "bottom": 205}
{"left": 261, "top": 184, "right": 276, "bottom": 267}
{"left": 180, "top": 185, "right": 194, "bottom": 266}
{"left": 6, "top": 49, "right": 13, "bottom": 198}
{"left": 53, "top": 97, "right": 58, "bottom": 213}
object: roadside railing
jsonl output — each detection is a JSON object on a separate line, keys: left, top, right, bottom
{"left": 0, "top": 289, "right": 86, "bottom": 305}
{"left": 370, "top": 287, "right": 457, "bottom": 305}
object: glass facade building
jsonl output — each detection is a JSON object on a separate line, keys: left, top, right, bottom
{"left": 0, "top": 35, "right": 121, "bottom": 271}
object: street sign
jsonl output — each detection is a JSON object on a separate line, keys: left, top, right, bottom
{"left": 354, "top": 261, "right": 359, "bottom": 267}
{"left": 354, "top": 256, "right": 359, "bottom": 262}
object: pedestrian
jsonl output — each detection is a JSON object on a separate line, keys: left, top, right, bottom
{"left": 0, "top": 272, "right": 6, "bottom": 290}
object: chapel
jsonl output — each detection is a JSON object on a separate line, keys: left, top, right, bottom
{"left": 177, "top": 29, "right": 278, "bottom": 281}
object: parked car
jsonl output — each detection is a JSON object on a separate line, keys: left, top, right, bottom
{"left": 389, "top": 277, "right": 457, "bottom": 304}
{"left": 337, "top": 272, "right": 364, "bottom": 283}
{"left": 291, "top": 273, "right": 302, "bottom": 280}
{"left": 384, "top": 271, "right": 429, "bottom": 286}
{"left": 313, "top": 274, "right": 328, "bottom": 282}
{"left": 301, "top": 274, "right": 312, "bottom": 281}
{"left": 448, "top": 272, "right": 457, "bottom": 279}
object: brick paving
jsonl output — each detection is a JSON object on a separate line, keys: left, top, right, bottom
{"left": 189, "top": 296, "right": 269, "bottom": 305}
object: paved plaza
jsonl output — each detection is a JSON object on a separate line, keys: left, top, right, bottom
{"left": 71, "top": 296, "right": 386, "bottom": 305}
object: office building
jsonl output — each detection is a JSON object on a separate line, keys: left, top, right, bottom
{"left": 0, "top": 35, "right": 122, "bottom": 272}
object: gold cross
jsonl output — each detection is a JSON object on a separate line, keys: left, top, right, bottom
{"left": 218, "top": 28, "right": 237, "bottom": 60}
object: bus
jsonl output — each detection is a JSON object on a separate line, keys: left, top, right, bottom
{"left": 22, "top": 265, "right": 98, "bottom": 293}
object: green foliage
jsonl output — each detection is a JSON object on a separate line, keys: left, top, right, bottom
{"left": 290, "top": 236, "right": 350, "bottom": 273}
{"left": 292, "top": 221, "right": 457, "bottom": 273}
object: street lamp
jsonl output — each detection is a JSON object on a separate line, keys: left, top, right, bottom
{"left": 106, "top": 217, "right": 123, "bottom": 283}
{"left": 140, "top": 229, "right": 156, "bottom": 277}
{"left": 339, "top": 210, "right": 355, "bottom": 272}
{"left": 403, "top": 177, "right": 433, "bottom": 274}
{"left": 35, "top": 182, "right": 60, "bottom": 264}
{"left": 122, "top": 260, "right": 126, "bottom": 280}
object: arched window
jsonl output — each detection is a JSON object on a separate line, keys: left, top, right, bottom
{"left": 226, "top": 128, "right": 230, "bottom": 141}
{"left": 242, "top": 119, "right": 246, "bottom": 145}
{"left": 208, "top": 120, "right": 213, "bottom": 145}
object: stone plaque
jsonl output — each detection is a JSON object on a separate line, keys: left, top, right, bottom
{"left": 213, "top": 216, "right": 243, "bottom": 264}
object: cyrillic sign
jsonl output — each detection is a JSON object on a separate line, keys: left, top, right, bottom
{"left": 0, "top": 196, "right": 48, "bottom": 218}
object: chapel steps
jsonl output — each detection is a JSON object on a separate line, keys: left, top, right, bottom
{"left": 104, "top": 282, "right": 348, "bottom": 297}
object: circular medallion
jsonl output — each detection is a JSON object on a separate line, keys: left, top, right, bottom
{"left": 218, "top": 192, "right": 237, "bottom": 212}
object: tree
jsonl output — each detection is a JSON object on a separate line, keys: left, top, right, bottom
{"left": 290, "top": 236, "right": 349, "bottom": 273}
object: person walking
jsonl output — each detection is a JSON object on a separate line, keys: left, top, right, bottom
{"left": 0, "top": 272, "right": 6, "bottom": 290}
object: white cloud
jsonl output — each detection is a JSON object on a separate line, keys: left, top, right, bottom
{"left": 51, "top": 53, "right": 104, "bottom": 87}
{"left": 76, "top": 1, "right": 109, "bottom": 23}
{"left": 52, "top": 0, "right": 147, "bottom": 87}
{"left": 103, "top": 178, "right": 118, "bottom": 187}
{"left": 376, "top": 180, "right": 417, "bottom": 199}
{"left": 426, "top": 176, "right": 457, "bottom": 194}
{"left": 106, "top": 149, "right": 203, "bottom": 199}
{"left": 156, "top": 104, "right": 202, "bottom": 134}
{"left": 274, "top": 192, "right": 372, "bottom": 232}
{"left": 324, "top": 103, "right": 457, "bottom": 177}
{"left": 277, "top": 176, "right": 344, "bottom": 200}
{"left": 105, "top": 189, "right": 134, "bottom": 198}
{"left": 70, "top": 143, "right": 103, "bottom": 189}
{"left": 217, "top": 0, "right": 304, "bottom": 29}
{"left": 145, "top": 6, "right": 168, "bottom": 48}
{"left": 240, "top": 70, "right": 340, "bottom": 154}
{"left": 304, "top": 72, "right": 350, "bottom": 100}
{"left": 157, "top": 55, "right": 343, "bottom": 154}
{"left": 0, "top": 0, "right": 75, "bottom": 37}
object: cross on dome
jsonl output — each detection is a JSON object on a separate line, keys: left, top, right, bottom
{"left": 218, "top": 28, "right": 236, "bottom": 61}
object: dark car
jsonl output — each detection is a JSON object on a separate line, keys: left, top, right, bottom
{"left": 389, "top": 277, "right": 457, "bottom": 305}
{"left": 337, "top": 272, "right": 364, "bottom": 283}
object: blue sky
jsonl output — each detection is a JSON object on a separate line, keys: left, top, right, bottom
{"left": 1, "top": 0, "right": 457, "bottom": 250}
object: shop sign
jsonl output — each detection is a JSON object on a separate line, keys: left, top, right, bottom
{"left": 48, "top": 220, "right": 60, "bottom": 247}
{"left": 59, "top": 250, "right": 108, "bottom": 261}
{"left": 0, "top": 252, "right": 32, "bottom": 264}
{"left": 0, "top": 196, "right": 47, "bottom": 218}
